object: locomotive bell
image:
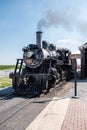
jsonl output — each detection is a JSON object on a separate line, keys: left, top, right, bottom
{"left": 36, "top": 31, "right": 42, "bottom": 47}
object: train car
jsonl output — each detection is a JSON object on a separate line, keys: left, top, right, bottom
{"left": 9, "top": 32, "right": 74, "bottom": 96}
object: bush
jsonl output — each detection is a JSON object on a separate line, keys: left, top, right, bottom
{"left": 0, "top": 65, "right": 15, "bottom": 70}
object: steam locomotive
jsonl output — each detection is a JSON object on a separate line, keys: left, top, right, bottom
{"left": 10, "top": 32, "right": 74, "bottom": 96}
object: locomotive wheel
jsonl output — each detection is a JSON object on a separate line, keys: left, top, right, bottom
{"left": 42, "top": 79, "right": 49, "bottom": 94}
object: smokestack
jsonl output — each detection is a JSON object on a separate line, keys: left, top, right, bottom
{"left": 36, "top": 31, "right": 42, "bottom": 47}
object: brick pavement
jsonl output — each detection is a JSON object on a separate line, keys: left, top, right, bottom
{"left": 62, "top": 99, "right": 87, "bottom": 130}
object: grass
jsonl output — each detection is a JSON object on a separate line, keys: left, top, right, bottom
{"left": 0, "top": 77, "right": 12, "bottom": 88}
{"left": 0, "top": 65, "right": 15, "bottom": 70}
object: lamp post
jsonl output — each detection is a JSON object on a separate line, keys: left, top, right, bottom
{"left": 72, "top": 58, "right": 79, "bottom": 99}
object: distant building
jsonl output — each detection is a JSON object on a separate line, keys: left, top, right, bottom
{"left": 79, "top": 43, "right": 87, "bottom": 79}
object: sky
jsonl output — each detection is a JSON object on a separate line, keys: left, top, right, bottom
{"left": 0, "top": 0, "right": 87, "bottom": 64}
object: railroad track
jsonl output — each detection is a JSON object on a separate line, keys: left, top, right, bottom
{"left": 0, "top": 80, "right": 67, "bottom": 103}
{"left": 0, "top": 98, "right": 34, "bottom": 125}
{"left": 0, "top": 92, "right": 17, "bottom": 106}
{"left": 0, "top": 92, "right": 16, "bottom": 100}
{"left": 0, "top": 80, "right": 73, "bottom": 127}
{"left": 40, "top": 80, "right": 74, "bottom": 99}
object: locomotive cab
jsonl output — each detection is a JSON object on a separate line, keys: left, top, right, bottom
{"left": 63, "top": 50, "right": 71, "bottom": 64}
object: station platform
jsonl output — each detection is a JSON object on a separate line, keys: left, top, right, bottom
{"left": 26, "top": 98, "right": 87, "bottom": 130}
{"left": 26, "top": 80, "right": 87, "bottom": 130}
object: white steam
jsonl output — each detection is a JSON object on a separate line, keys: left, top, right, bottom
{"left": 37, "top": 9, "right": 87, "bottom": 36}
{"left": 37, "top": 9, "right": 74, "bottom": 31}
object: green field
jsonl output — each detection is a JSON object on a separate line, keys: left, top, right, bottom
{"left": 0, "top": 65, "right": 15, "bottom": 70}
{"left": 0, "top": 77, "right": 12, "bottom": 88}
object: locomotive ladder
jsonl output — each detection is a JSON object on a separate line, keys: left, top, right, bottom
{"left": 14, "top": 59, "right": 23, "bottom": 74}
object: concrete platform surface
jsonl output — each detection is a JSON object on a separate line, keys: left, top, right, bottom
{"left": 26, "top": 98, "right": 87, "bottom": 130}
{"left": 26, "top": 98, "right": 70, "bottom": 130}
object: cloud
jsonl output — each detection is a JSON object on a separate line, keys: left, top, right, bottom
{"left": 57, "top": 39, "right": 80, "bottom": 53}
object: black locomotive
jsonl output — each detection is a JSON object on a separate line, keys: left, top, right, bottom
{"left": 10, "top": 32, "right": 74, "bottom": 96}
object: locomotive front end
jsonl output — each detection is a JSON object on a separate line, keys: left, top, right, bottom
{"left": 21, "top": 44, "right": 53, "bottom": 95}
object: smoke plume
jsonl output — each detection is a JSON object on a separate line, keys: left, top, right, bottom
{"left": 37, "top": 9, "right": 73, "bottom": 31}
{"left": 37, "top": 9, "right": 87, "bottom": 37}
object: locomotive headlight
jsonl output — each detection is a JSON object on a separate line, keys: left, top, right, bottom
{"left": 23, "top": 48, "right": 44, "bottom": 68}
{"left": 27, "top": 52, "right": 33, "bottom": 57}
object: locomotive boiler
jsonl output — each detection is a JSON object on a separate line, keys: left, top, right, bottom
{"left": 10, "top": 32, "right": 74, "bottom": 96}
